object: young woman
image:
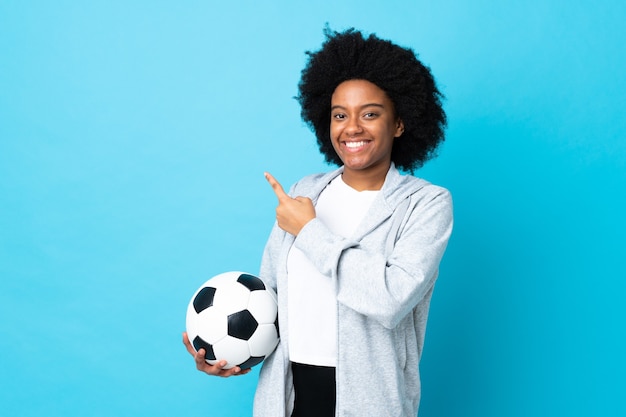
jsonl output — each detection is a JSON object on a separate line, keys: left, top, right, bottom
{"left": 184, "top": 27, "right": 453, "bottom": 417}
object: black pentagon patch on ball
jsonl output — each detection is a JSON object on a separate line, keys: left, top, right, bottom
{"left": 193, "top": 286, "right": 216, "bottom": 314}
{"left": 237, "top": 273, "right": 266, "bottom": 291}
{"left": 192, "top": 336, "right": 216, "bottom": 360}
{"left": 228, "top": 310, "right": 258, "bottom": 340}
{"left": 238, "top": 356, "right": 265, "bottom": 369}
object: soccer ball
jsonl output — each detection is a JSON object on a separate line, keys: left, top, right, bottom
{"left": 186, "top": 271, "right": 279, "bottom": 369}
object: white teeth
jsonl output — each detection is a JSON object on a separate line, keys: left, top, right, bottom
{"left": 345, "top": 141, "right": 367, "bottom": 148}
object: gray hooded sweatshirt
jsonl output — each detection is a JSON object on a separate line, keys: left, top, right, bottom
{"left": 253, "top": 164, "right": 453, "bottom": 417}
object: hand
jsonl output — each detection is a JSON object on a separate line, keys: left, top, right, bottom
{"left": 265, "top": 172, "right": 315, "bottom": 236}
{"left": 182, "top": 332, "right": 251, "bottom": 377}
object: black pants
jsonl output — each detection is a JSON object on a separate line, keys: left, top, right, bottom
{"left": 291, "top": 362, "right": 336, "bottom": 417}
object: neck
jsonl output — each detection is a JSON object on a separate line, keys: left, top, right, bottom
{"left": 341, "top": 164, "right": 390, "bottom": 191}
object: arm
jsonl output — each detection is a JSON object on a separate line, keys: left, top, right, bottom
{"left": 257, "top": 222, "right": 284, "bottom": 292}
{"left": 294, "top": 188, "right": 453, "bottom": 329}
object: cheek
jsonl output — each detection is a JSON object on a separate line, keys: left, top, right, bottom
{"left": 329, "top": 123, "right": 340, "bottom": 141}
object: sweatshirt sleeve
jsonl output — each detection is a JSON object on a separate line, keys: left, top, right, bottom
{"left": 258, "top": 223, "right": 285, "bottom": 293}
{"left": 293, "top": 187, "right": 453, "bottom": 329}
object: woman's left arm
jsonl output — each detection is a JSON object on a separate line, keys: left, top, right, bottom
{"left": 294, "top": 187, "right": 453, "bottom": 329}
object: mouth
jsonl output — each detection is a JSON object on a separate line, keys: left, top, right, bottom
{"left": 342, "top": 140, "right": 370, "bottom": 153}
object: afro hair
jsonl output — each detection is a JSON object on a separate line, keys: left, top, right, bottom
{"left": 296, "top": 27, "right": 447, "bottom": 173}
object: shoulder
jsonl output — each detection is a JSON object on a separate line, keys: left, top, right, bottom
{"left": 409, "top": 177, "right": 452, "bottom": 209}
{"left": 291, "top": 172, "right": 328, "bottom": 189}
{"left": 288, "top": 167, "right": 343, "bottom": 196}
{"left": 385, "top": 166, "right": 452, "bottom": 208}
{"left": 415, "top": 179, "right": 451, "bottom": 201}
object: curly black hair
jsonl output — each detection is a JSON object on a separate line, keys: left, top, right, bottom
{"left": 296, "top": 27, "right": 446, "bottom": 173}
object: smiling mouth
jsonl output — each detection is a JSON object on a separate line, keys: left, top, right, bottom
{"left": 345, "top": 140, "right": 368, "bottom": 148}
{"left": 343, "top": 140, "right": 370, "bottom": 151}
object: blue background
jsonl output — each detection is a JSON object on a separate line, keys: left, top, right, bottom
{"left": 1, "top": 1, "right": 625, "bottom": 416}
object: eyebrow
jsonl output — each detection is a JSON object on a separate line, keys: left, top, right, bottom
{"left": 331, "top": 103, "right": 386, "bottom": 111}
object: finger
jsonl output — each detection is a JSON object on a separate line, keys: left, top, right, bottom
{"left": 237, "top": 368, "right": 252, "bottom": 376}
{"left": 221, "top": 366, "right": 242, "bottom": 377}
{"left": 199, "top": 357, "right": 250, "bottom": 377}
{"left": 198, "top": 356, "right": 228, "bottom": 375}
{"left": 212, "top": 361, "right": 240, "bottom": 377}
{"left": 264, "top": 172, "right": 290, "bottom": 201}
{"left": 194, "top": 349, "right": 208, "bottom": 368}
{"left": 221, "top": 365, "right": 252, "bottom": 377}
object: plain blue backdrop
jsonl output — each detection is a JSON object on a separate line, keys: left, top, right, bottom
{"left": 1, "top": 1, "right": 625, "bottom": 416}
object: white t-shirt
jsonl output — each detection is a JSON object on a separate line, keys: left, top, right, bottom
{"left": 287, "top": 175, "right": 379, "bottom": 366}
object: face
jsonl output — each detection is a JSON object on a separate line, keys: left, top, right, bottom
{"left": 330, "top": 79, "right": 404, "bottom": 184}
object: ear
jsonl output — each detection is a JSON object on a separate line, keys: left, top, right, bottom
{"left": 394, "top": 119, "right": 405, "bottom": 138}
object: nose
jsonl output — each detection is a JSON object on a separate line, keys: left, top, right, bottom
{"left": 345, "top": 116, "right": 363, "bottom": 136}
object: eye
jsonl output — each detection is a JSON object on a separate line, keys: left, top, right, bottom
{"left": 363, "top": 112, "right": 378, "bottom": 119}
{"left": 332, "top": 113, "right": 346, "bottom": 120}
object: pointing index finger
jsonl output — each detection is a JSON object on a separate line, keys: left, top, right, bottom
{"left": 264, "top": 172, "right": 290, "bottom": 201}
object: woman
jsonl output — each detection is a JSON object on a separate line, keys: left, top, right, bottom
{"left": 184, "top": 27, "right": 453, "bottom": 417}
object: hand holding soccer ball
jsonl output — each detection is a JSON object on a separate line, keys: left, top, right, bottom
{"left": 182, "top": 332, "right": 251, "bottom": 377}
{"left": 183, "top": 271, "right": 279, "bottom": 376}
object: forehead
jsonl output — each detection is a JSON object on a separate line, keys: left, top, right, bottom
{"left": 331, "top": 79, "right": 392, "bottom": 106}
